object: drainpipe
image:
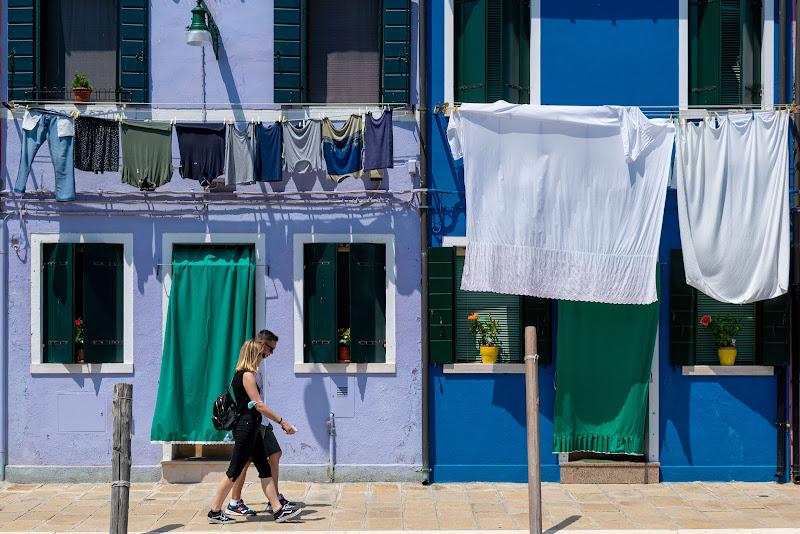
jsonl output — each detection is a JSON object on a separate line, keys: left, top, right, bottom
{"left": 419, "top": 0, "right": 431, "bottom": 485}
{"left": 327, "top": 412, "right": 335, "bottom": 482}
{"left": 0, "top": 215, "right": 9, "bottom": 481}
{"left": 792, "top": 0, "right": 800, "bottom": 484}
{"left": 778, "top": 0, "right": 789, "bottom": 482}
{"left": 780, "top": 0, "right": 787, "bottom": 105}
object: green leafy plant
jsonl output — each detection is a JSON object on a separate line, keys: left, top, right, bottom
{"left": 75, "top": 318, "right": 84, "bottom": 345}
{"left": 700, "top": 314, "right": 742, "bottom": 348}
{"left": 469, "top": 313, "right": 500, "bottom": 347}
{"left": 337, "top": 327, "right": 350, "bottom": 347}
{"left": 71, "top": 74, "right": 92, "bottom": 90}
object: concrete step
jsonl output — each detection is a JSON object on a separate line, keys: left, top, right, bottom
{"left": 560, "top": 460, "right": 660, "bottom": 484}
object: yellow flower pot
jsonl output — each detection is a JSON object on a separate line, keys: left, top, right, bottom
{"left": 480, "top": 346, "right": 499, "bottom": 364}
{"left": 718, "top": 347, "right": 737, "bottom": 366}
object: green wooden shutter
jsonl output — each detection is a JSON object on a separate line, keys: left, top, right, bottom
{"left": 669, "top": 249, "right": 696, "bottom": 366}
{"left": 455, "top": 0, "right": 487, "bottom": 103}
{"left": 720, "top": 0, "right": 742, "bottom": 105}
{"left": 757, "top": 294, "right": 790, "bottom": 366}
{"left": 304, "top": 243, "right": 337, "bottom": 363}
{"left": 485, "top": 0, "right": 502, "bottom": 103}
{"left": 119, "top": 0, "right": 149, "bottom": 103}
{"left": 8, "top": 0, "right": 37, "bottom": 101}
{"left": 696, "top": 293, "right": 756, "bottom": 364}
{"left": 500, "top": 0, "right": 523, "bottom": 104}
{"left": 523, "top": 297, "right": 552, "bottom": 366}
{"left": 381, "top": 0, "right": 411, "bottom": 104}
{"left": 274, "top": 0, "right": 306, "bottom": 103}
{"left": 349, "top": 244, "right": 387, "bottom": 363}
{"left": 82, "top": 244, "right": 124, "bottom": 364}
{"left": 689, "top": 0, "right": 721, "bottom": 106}
{"left": 517, "top": 0, "right": 530, "bottom": 104}
{"left": 429, "top": 247, "right": 455, "bottom": 364}
{"left": 43, "top": 244, "right": 75, "bottom": 364}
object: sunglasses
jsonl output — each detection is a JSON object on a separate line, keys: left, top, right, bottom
{"left": 261, "top": 342, "right": 276, "bottom": 355}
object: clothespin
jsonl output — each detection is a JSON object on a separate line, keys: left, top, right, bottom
{"left": 442, "top": 102, "right": 450, "bottom": 115}
{"left": 433, "top": 102, "right": 441, "bottom": 114}
{"left": 454, "top": 105, "right": 459, "bottom": 114}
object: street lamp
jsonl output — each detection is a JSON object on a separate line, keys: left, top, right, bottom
{"left": 185, "top": 0, "right": 220, "bottom": 59}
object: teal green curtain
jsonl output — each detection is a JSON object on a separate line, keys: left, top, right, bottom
{"left": 553, "top": 273, "right": 660, "bottom": 455}
{"left": 151, "top": 245, "right": 255, "bottom": 443}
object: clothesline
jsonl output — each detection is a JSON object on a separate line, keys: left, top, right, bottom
{"left": 432, "top": 102, "right": 799, "bottom": 118}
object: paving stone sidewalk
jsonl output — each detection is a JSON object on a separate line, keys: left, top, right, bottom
{"left": 2, "top": 480, "right": 800, "bottom": 531}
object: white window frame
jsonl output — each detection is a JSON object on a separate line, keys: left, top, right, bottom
{"left": 30, "top": 233, "right": 134, "bottom": 375}
{"left": 443, "top": 0, "right": 540, "bottom": 106}
{"left": 293, "top": 233, "right": 396, "bottom": 374}
{"left": 679, "top": 0, "right": 774, "bottom": 110}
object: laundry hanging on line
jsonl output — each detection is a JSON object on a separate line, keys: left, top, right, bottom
{"left": 120, "top": 119, "right": 174, "bottom": 191}
{"left": 175, "top": 122, "right": 226, "bottom": 186}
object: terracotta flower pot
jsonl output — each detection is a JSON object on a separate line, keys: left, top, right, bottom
{"left": 338, "top": 346, "right": 350, "bottom": 363}
{"left": 76, "top": 346, "right": 84, "bottom": 364}
{"left": 718, "top": 347, "right": 736, "bottom": 366}
{"left": 480, "top": 345, "right": 498, "bottom": 364}
{"left": 72, "top": 87, "right": 92, "bottom": 103}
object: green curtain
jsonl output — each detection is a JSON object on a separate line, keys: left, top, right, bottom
{"left": 151, "top": 245, "right": 255, "bottom": 443}
{"left": 553, "top": 272, "right": 660, "bottom": 455}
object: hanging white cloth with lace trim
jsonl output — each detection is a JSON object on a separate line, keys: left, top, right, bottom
{"left": 675, "top": 112, "right": 789, "bottom": 304}
{"left": 447, "top": 102, "right": 674, "bottom": 305}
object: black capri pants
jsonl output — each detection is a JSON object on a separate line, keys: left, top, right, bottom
{"left": 226, "top": 414, "right": 272, "bottom": 481}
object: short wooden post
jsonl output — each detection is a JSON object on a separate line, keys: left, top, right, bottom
{"left": 524, "top": 327, "right": 542, "bottom": 534}
{"left": 110, "top": 383, "right": 133, "bottom": 534}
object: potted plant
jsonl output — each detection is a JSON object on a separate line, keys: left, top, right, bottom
{"left": 337, "top": 328, "right": 350, "bottom": 363}
{"left": 469, "top": 313, "right": 500, "bottom": 363}
{"left": 71, "top": 74, "right": 93, "bottom": 103}
{"left": 700, "top": 314, "right": 742, "bottom": 365}
{"left": 75, "top": 318, "right": 84, "bottom": 363}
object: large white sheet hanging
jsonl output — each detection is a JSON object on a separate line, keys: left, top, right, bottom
{"left": 675, "top": 112, "right": 789, "bottom": 304}
{"left": 447, "top": 102, "right": 675, "bottom": 305}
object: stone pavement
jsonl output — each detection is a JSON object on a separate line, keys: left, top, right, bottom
{"left": 2, "top": 480, "right": 800, "bottom": 531}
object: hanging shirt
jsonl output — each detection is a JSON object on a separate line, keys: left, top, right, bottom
{"left": 282, "top": 120, "right": 323, "bottom": 173}
{"left": 675, "top": 112, "right": 789, "bottom": 304}
{"left": 224, "top": 123, "right": 256, "bottom": 185}
{"left": 363, "top": 111, "right": 393, "bottom": 171}
{"left": 447, "top": 102, "right": 675, "bottom": 305}
{"left": 175, "top": 122, "right": 226, "bottom": 186}
{"left": 121, "top": 120, "right": 174, "bottom": 191}
{"left": 254, "top": 122, "right": 283, "bottom": 182}
{"left": 322, "top": 115, "right": 364, "bottom": 182}
{"left": 74, "top": 116, "right": 119, "bottom": 173}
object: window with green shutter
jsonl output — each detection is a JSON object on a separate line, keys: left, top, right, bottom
{"left": 8, "top": 0, "right": 148, "bottom": 103}
{"left": 42, "top": 243, "right": 124, "bottom": 364}
{"left": 455, "top": 0, "right": 530, "bottom": 104}
{"left": 274, "top": 0, "right": 411, "bottom": 104}
{"left": 689, "top": 0, "right": 761, "bottom": 106}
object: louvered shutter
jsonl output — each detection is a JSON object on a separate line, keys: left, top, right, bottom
{"left": 517, "top": 0, "right": 531, "bottom": 104}
{"left": 669, "top": 249, "right": 696, "bottom": 366}
{"left": 8, "top": 0, "right": 36, "bottom": 101}
{"left": 455, "top": 0, "right": 487, "bottom": 103}
{"left": 429, "top": 247, "right": 455, "bottom": 364}
{"left": 43, "top": 244, "right": 75, "bottom": 364}
{"left": 689, "top": 0, "right": 721, "bottom": 106}
{"left": 381, "top": 0, "right": 411, "bottom": 104}
{"left": 499, "top": 0, "right": 526, "bottom": 104}
{"left": 119, "top": 0, "right": 149, "bottom": 103}
{"left": 274, "top": 0, "right": 305, "bottom": 103}
{"left": 304, "top": 243, "right": 337, "bottom": 363}
{"left": 696, "top": 293, "right": 756, "bottom": 364}
{"left": 720, "top": 0, "right": 742, "bottom": 105}
{"left": 349, "top": 244, "right": 387, "bottom": 363}
{"left": 82, "top": 244, "right": 124, "bottom": 363}
{"left": 523, "top": 297, "right": 552, "bottom": 366}
{"left": 757, "top": 294, "right": 790, "bottom": 366}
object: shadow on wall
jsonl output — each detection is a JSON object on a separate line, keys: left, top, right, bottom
{"left": 303, "top": 375, "right": 332, "bottom": 448}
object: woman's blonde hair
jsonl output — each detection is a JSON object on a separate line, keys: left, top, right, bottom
{"left": 235, "top": 339, "right": 263, "bottom": 373}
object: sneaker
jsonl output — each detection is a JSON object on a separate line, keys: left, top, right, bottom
{"left": 227, "top": 500, "right": 257, "bottom": 516}
{"left": 273, "top": 503, "right": 303, "bottom": 523}
{"left": 266, "top": 494, "right": 296, "bottom": 513}
{"left": 208, "top": 510, "right": 236, "bottom": 524}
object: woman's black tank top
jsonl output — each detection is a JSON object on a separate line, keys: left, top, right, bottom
{"left": 231, "top": 369, "right": 262, "bottom": 423}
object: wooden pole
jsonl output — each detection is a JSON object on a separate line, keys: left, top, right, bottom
{"left": 524, "top": 326, "right": 542, "bottom": 534}
{"left": 110, "top": 383, "right": 133, "bottom": 534}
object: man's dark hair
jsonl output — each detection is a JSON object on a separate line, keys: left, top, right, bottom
{"left": 255, "top": 329, "right": 278, "bottom": 343}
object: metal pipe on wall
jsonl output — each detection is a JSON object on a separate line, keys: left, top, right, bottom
{"left": 0, "top": 216, "right": 8, "bottom": 481}
{"left": 327, "top": 413, "right": 336, "bottom": 482}
{"left": 419, "top": 0, "right": 431, "bottom": 485}
{"left": 791, "top": 0, "right": 800, "bottom": 484}
{"left": 778, "top": 0, "right": 789, "bottom": 481}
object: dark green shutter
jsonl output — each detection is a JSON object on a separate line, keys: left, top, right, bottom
{"left": 349, "top": 244, "right": 387, "bottom": 363}
{"left": 517, "top": 0, "right": 530, "bottom": 104}
{"left": 720, "top": 0, "right": 742, "bottom": 105}
{"left": 670, "top": 249, "right": 696, "bottom": 366}
{"left": 381, "top": 0, "right": 411, "bottom": 104}
{"left": 82, "top": 245, "right": 124, "bottom": 363}
{"left": 119, "top": 0, "right": 149, "bottom": 103}
{"left": 500, "top": 0, "right": 528, "bottom": 104}
{"left": 43, "top": 244, "right": 75, "bottom": 364}
{"left": 523, "top": 297, "right": 552, "bottom": 366}
{"left": 689, "top": 0, "right": 721, "bottom": 106}
{"left": 274, "top": 0, "right": 306, "bottom": 103}
{"left": 757, "top": 294, "right": 790, "bottom": 366}
{"left": 8, "top": 0, "right": 36, "bottom": 101}
{"left": 429, "top": 247, "right": 455, "bottom": 364}
{"left": 304, "top": 243, "right": 337, "bottom": 363}
{"left": 455, "top": 0, "right": 487, "bottom": 103}
{"left": 696, "top": 293, "right": 756, "bottom": 364}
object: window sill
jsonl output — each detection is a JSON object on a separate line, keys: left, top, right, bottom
{"left": 443, "top": 363, "right": 526, "bottom": 374}
{"left": 30, "top": 363, "right": 133, "bottom": 375}
{"left": 682, "top": 365, "right": 774, "bottom": 376}
{"left": 294, "top": 362, "right": 396, "bottom": 374}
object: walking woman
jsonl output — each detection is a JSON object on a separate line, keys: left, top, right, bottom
{"left": 208, "top": 339, "right": 302, "bottom": 524}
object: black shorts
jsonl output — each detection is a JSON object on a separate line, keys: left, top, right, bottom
{"left": 257, "top": 423, "right": 282, "bottom": 459}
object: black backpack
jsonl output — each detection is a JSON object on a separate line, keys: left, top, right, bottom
{"left": 212, "top": 379, "right": 240, "bottom": 431}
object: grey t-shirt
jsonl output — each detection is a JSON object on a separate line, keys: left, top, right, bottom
{"left": 282, "top": 120, "right": 323, "bottom": 173}
{"left": 224, "top": 123, "right": 256, "bottom": 185}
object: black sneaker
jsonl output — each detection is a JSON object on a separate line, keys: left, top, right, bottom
{"left": 266, "top": 494, "right": 296, "bottom": 512}
{"left": 227, "top": 500, "right": 256, "bottom": 516}
{"left": 273, "top": 503, "right": 303, "bottom": 523}
{"left": 208, "top": 509, "right": 236, "bottom": 524}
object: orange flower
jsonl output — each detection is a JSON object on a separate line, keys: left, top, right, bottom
{"left": 468, "top": 313, "right": 478, "bottom": 321}
{"left": 700, "top": 315, "right": 712, "bottom": 326}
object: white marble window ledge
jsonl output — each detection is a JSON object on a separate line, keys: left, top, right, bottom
{"left": 30, "top": 363, "right": 134, "bottom": 375}
{"left": 682, "top": 365, "right": 774, "bottom": 376}
{"left": 443, "top": 363, "right": 526, "bottom": 374}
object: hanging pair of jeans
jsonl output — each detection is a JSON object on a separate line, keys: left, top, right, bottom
{"left": 15, "top": 110, "right": 76, "bottom": 201}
